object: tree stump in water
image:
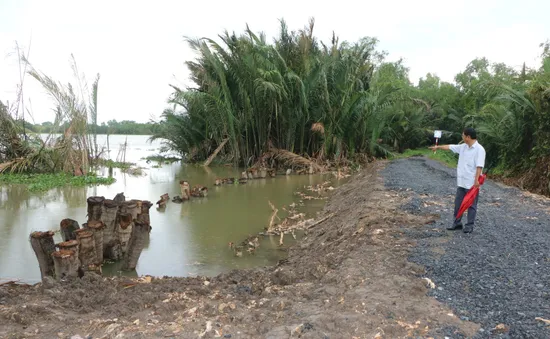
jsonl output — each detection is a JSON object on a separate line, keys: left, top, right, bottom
{"left": 113, "top": 192, "right": 125, "bottom": 203}
{"left": 122, "top": 220, "right": 151, "bottom": 270}
{"left": 57, "top": 240, "right": 80, "bottom": 260}
{"left": 120, "top": 200, "right": 140, "bottom": 221}
{"left": 59, "top": 219, "right": 80, "bottom": 242}
{"left": 101, "top": 199, "right": 119, "bottom": 258}
{"left": 87, "top": 196, "right": 105, "bottom": 222}
{"left": 117, "top": 213, "right": 133, "bottom": 254}
{"left": 29, "top": 231, "right": 56, "bottom": 279}
{"left": 52, "top": 250, "right": 79, "bottom": 280}
{"left": 128, "top": 200, "right": 141, "bottom": 220}
{"left": 76, "top": 229, "right": 97, "bottom": 268}
{"left": 137, "top": 200, "right": 153, "bottom": 225}
{"left": 179, "top": 180, "right": 190, "bottom": 200}
{"left": 88, "top": 220, "right": 105, "bottom": 264}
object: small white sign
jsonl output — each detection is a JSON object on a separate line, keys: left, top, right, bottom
{"left": 434, "top": 130, "right": 442, "bottom": 139}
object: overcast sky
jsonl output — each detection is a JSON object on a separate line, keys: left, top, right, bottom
{"left": 1, "top": 0, "right": 548, "bottom": 123}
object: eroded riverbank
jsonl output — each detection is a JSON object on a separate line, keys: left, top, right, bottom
{"left": 1, "top": 161, "right": 485, "bottom": 338}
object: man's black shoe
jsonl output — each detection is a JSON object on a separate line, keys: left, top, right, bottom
{"left": 447, "top": 223, "right": 463, "bottom": 230}
{"left": 463, "top": 224, "right": 474, "bottom": 233}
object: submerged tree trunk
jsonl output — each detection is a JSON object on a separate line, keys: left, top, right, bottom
{"left": 52, "top": 250, "right": 79, "bottom": 280}
{"left": 76, "top": 229, "right": 97, "bottom": 268}
{"left": 122, "top": 221, "right": 151, "bottom": 270}
{"left": 87, "top": 196, "right": 105, "bottom": 222}
{"left": 60, "top": 219, "right": 80, "bottom": 242}
{"left": 29, "top": 231, "right": 56, "bottom": 279}
{"left": 101, "top": 199, "right": 119, "bottom": 258}
{"left": 88, "top": 220, "right": 105, "bottom": 264}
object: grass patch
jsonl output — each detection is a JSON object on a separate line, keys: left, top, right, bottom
{"left": 0, "top": 173, "right": 116, "bottom": 192}
{"left": 142, "top": 155, "right": 180, "bottom": 164}
{"left": 96, "top": 159, "right": 135, "bottom": 169}
{"left": 391, "top": 148, "right": 458, "bottom": 168}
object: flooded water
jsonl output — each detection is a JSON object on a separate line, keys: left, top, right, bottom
{"left": 0, "top": 135, "right": 342, "bottom": 283}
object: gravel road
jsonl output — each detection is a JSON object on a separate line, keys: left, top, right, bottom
{"left": 383, "top": 157, "right": 550, "bottom": 339}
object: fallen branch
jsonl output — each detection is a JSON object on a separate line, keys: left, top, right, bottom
{"left": 536, "top": 317, "right": 550, "bottom": 325}
{"left": 203, "top": 138, "right": 228, "bottom": 167}
{"left": 306, "top": 213, "right": 335, "bottom": 229}
{"left": 268, "top": 201, "right": 279, "bottom": 232}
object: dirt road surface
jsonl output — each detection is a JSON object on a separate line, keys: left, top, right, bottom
{"left": 1, "top": 158, "right": 549, "bottom": 338}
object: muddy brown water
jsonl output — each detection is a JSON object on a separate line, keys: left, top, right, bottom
{"left": 0, "top": 135, "right": 344, "bottom": 283}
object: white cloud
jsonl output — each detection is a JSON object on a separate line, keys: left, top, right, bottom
{"left": 0, "top": 0, "right": 548, "bottom": 123}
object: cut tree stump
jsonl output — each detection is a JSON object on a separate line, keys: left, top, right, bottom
{"left": 88, "top": 220, "right": 105, "bottom": 264}
{"left": 52, "top": 250, "right": 79, "bottom": 280}
{"left": 117, "top": 213, "right": 133, "bottom": 254}
{"left": 29, "top": 231, "right": 56, "bottom": 279}
{"left": 122, "top": 220, "right": 151, "bottom": 270}
{"left": 60, "top": 219, "right": 80, "bottom": 242}
{"left": 87, "top": 196, "right": 105, "bottom": 222}
{"left": 120, "top": 200, "right": 140, "bottom": 221}
{"left": 76, "top": 229, "right": 97, "bottom": 268}
{"left": 57, "top": 240, "right": 79, "bottom": 260}
{"left": 101, "top": 199, "right": 119, "bottom": 258}
{"left": 137, "top": 200, "right": 153, "bottom": 225}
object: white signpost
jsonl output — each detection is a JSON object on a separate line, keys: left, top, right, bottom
{"left": 433, "top": 130, "right": 442, "bottom": 153}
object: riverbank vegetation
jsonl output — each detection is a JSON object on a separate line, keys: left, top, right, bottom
{"left": 151, "top": 19, "right": 550, "bottom": 195}
{"left": 20, "top": 120, "right": 158, "bottom": 135}
{"left": 0, "top": 55, "right": 116, "bottom": 190}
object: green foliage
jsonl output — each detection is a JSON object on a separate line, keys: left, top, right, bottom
{"left": 96, "top": 159, "right": 135, "bottom": 169}
{"left": 24, "top": 120, "right": 158, "bottom": 135}
{"left": 391, "top": 148, "right": 458, "bottom": 168}
{"left": 142, "top": 155, "right": 181, "bottom": 163}
{"left": 0, "top": 173, "right": 115, "bottom": 192}
{"left": 152, "top": 20, "right": 402, "bottom": 164}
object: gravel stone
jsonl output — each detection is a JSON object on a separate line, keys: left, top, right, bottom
{"left": 382, "top": 157, "right": 550, "bottom": 339}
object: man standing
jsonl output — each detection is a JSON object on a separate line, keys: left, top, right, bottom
{"left": 429, "top": 127, "right": 486, "bottom": 233}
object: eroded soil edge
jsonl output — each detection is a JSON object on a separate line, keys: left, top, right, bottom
{"left": 1, "top": 162, "right": 479, "bottom": 338}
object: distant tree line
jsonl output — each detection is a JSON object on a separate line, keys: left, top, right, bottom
{"left": 22, "top": 120, "right": 159, "bottom": 135}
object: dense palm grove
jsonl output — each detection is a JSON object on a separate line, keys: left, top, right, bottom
{"left": 152, "top": 20, "right": 550, "bottom": 194}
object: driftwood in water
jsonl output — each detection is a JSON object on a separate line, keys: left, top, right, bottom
{"left": 117, "top": 213, "right": 133, "bottom": 254}
{"left": 101, "top": 199, "right": 119, "bottom": 258}
{"left": 76, "top": 229, "right": 97, "bottom": 268}
{"left": 87, "top": 196, "right": 105, "bottom": 222}
{"left": 29, "top": 231, "right": 56, "bottom": 279}
{"left": 88, "top": 220, "right": 105, "bottom": 264}
{"left": 52, "top": 250, "right": 79, "bottom": 280}
{"left": 60, "top": 219, "right": 80, "bottom": 242}
{"left": 137, "top": 200, "right": 153, "bottom": 225}
{"left": 122, "top": 220, "right": 151, "bottom": 270}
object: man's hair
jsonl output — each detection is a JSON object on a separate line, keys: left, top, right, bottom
{"left": 463, "top": 127, "right": 477, "bottom": 139}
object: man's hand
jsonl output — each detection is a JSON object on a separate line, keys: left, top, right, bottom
{"left": 429, "top": 146, "right": 438, "bottom": 151}
{"left": 474, "top": 178, "right": 480, "bottom": 188}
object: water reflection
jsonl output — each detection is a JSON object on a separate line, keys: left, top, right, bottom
{"left": 0, "top": 135, "right": 344, "bottom": 283}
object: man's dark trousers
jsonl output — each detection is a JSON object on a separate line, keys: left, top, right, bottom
{"left": 453, "top": 186, "right": 479, "bottom": 226}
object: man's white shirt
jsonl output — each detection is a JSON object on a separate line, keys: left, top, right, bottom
{"left": 449, "top": 141, "right": 486, "bottom": 189}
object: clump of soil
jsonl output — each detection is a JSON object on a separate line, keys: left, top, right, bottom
{"left": 0, "top": 162, "right": 479, "bottom": 338}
